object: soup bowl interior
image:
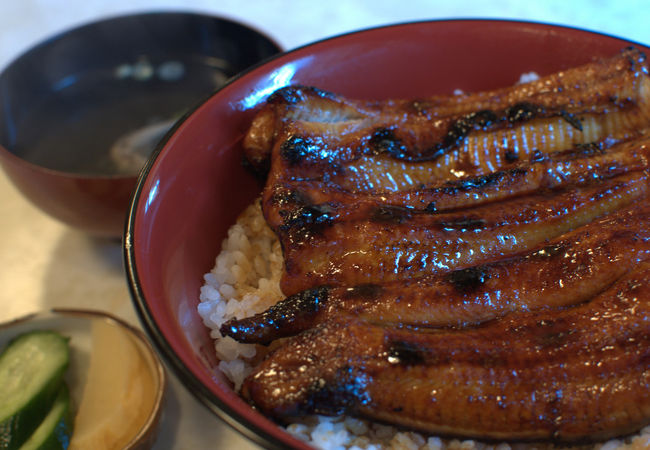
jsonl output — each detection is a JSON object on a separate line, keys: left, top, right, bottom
{"left": 0, "top": 11, "right": 281, "bottom": 237}
{"left": 125, "top": 19, "right": 648, "bottom": 448}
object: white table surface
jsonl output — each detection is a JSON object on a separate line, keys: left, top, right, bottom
{"left": 0, "top": 1, "right": 649, "bottom": 449}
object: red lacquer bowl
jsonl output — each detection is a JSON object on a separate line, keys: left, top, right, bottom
{"left": 125, "top": 20, "right": 649, "bottom": 449}
{"left": 0, "top": 12, "right": 281, "bottom": 238}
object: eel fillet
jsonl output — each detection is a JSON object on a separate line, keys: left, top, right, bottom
{"left": 221, "top": 201, "right": 650, "bottom": 344}
{"left": 241, "top": 262, "right": 650, "bottom": 443}
{"left": 278, "top": 171, "right": 649, "bottom": 295}
{"left": 245, "top": 47, "right": 650, "bottom": 193}
{"left": 262, "top": 134, "right": 650, "bottom": 228}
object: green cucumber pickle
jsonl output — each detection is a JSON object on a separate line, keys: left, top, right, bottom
{"left": 19, "top": 385, "right": 72, "bottom": 450}
{"left": 0, "top": 331, "right": 71, "bottom": 449}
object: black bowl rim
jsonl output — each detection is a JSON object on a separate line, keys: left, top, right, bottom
{"left": 124, "top": 17, "right": 648, "bottom": 449}
{"left": 0, "top": 9, "right": 282, "bottom": 180}
{"left": 0, "top": 10, "right": 282, "bottom": 74}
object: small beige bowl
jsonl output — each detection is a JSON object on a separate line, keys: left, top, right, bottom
{"left": 0, "top": 309, "right": 166, "bottom": 449}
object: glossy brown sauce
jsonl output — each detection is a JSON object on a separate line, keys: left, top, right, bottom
{"left": 230, "top": 47, "right": 650, "bottom": 443}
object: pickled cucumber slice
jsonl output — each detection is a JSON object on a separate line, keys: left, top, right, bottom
{"left": 19, "top": 385, "right": 72, "bottom": 450}
{"left": 0, "top": 331, "right": 70, "bottom": 449}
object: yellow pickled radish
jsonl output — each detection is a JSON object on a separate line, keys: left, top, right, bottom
{"left": 69, "top": 319, "right": 157, "bottom": 449}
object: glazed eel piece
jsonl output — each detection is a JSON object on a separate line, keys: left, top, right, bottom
{"left": 221, "top": 200, "right": 650, "bottom": 344}
{"left": 261, "top": 134, "right": 650, "bottom": 231}
{"left": 242, "top": 262, "right": 650, "bottom": 443}
{"left": 278, "top": 170, "right": 649, "bottom": 296}
{"left": 245, "top": 47, "right": 650, "bottom": 191}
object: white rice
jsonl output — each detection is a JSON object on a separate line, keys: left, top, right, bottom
{"left": 197, "top": 199, "right": 650, "bottom": 450}
{"left": 517, "top": 72, "right": 540, "bottom": 84}
{"left": 452, "top": 71, "right": 539, "bottom": 97}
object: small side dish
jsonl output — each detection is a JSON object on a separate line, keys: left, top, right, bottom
{"left": 0, "top": 310, "right": 165, "bottom": 450}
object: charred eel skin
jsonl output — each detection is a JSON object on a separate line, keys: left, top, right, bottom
{"left": 245, "top": 47, "right": 650, "bottom": 185}
{"left": 278, "top": 171, "right": 650, "bottom": 296}
{"left": 262, "top": 134, "right": 650, "bottom": 232}
{"left": 221, "top": 201, "right": 650, "bottom": 344}
{"left": 241, "top": 262, "right": 650, "bottom": 443}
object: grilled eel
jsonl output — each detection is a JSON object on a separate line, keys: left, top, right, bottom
{"left": 221, "top": 201, "right": 650, "bottom": 344}
{"left": 262, "top": 133, "right": 650, "bottom": 231}
{"left": 245, "top": 47, "right": 650, "bottom": 296}
{"left": 241, "top": 262, "right": 650, "bottom": 443}
{"left": 245, "top": 47, "right": 650, "bottom": 192}
{"left": 278, "top": 170, "right": 649, "bottom": 296}
{"left": 227, "top": 48, "right": 650, "bottom": 443}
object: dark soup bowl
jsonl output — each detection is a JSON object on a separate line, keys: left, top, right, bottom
{"left": 0, "top": 12, "right": 280, "bottom": 237}
{"left": 125, "top": 19, "right": 649, "bottom": 449}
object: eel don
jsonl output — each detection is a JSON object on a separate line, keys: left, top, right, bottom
{"left": 220, "top": 46, "right": 650, "bottom": 443}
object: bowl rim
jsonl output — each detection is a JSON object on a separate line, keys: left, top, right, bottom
{"left": 0, "top": 9, "right": 282, "bottom": 75}
{"left": 123, "top": 17, "right": 648, "bottom": 449}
